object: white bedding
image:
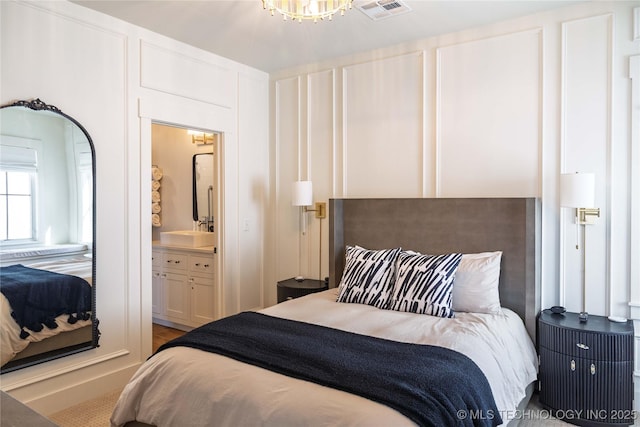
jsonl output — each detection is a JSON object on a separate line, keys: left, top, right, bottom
{"left": 0, "top": 256, "right": 93, "bottom": 366}
{"left": 111, "top": 289, "right": 538, "bottom": 427}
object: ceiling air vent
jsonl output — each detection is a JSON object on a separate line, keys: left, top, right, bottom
{"left": 357, "top": 0, "right": 412, "bottom": 21}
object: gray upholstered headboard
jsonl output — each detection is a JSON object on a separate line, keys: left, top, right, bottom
{"left": 329, "top": 198, "right": 541, "bottom": 341}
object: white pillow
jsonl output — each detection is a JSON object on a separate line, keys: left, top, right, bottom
{"left": 451, "top": 251, "right": 502, "bottom": 314}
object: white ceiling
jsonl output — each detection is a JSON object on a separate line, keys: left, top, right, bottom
{"left": 72, "top": 0, "right": 583, "bottom": 73}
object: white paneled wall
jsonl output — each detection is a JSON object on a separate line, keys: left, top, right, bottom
{"left": 270, "top": 1, "right": 639, "bottom": 409}
{"left": 630, "top": 53, "right": 640, "bottom": 411}
{"left": 2, "top": 0, "right": 268, "bottom": 414}
{"left": 307, "top": 70, "right": 334, "bottom": 282}
{"left": 343, "top": 53, "right": 424, "bottom": 197}
{"left": 560, "top": 14, "right": 612, "bottom": 318}
{"left": 140, "top": 41, "right": 235, "bottom": 107}
{"left": 437, "top": 30, "right": 541, "bottom": 198}
{"left": 275, "top": 77, "right": 303, "bottom": 287}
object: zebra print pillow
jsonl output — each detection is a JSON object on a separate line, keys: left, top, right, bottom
{"left": 388, "top": 252, "right": 462, "bottom": 317}
{"left": 336, "top": 246, "right": 401, "bottom": 309}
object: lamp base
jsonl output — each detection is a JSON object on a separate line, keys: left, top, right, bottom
{"left": 578, "top": 311, "right": 588, "bottom": 323}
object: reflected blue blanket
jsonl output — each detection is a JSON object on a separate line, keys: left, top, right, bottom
{"left": 156, "top": 311, "right": 501, "bottom": 427}
{"left": 0, "top": 264, "right": 91, "bottom": 338}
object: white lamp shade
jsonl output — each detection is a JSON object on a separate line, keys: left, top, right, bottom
{"left": 560, "top": 172, "right": 595, "bottom": 208}
{"left": 292, "top": 181, "right": 313, "bottom": 206}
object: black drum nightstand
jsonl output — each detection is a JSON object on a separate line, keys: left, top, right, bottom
{"left": 277, "top": 278, "right": 328, "bottom": 303}
{"left": 538, "top": 310, "right": 634, "bottom": 426}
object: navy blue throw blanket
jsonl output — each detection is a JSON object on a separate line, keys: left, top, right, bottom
{"left": 0, "top": 264, "right": 91, "bottom": 338}
{"left": 156, "top": 312, "right": 502, "bottom": 427}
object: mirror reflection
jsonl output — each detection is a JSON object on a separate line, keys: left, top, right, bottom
{"left": 0, "top": 99, "right": 98, "bottom": 373}
{"left": 193, "top": 153, "right": 214, "bottom": 231}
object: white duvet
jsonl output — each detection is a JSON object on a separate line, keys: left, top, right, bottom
{"left": 0, "top": 256, "right": 93, "bottom": 366}
{"left": 111, "top": 289, "right": 538, "bottom": 427}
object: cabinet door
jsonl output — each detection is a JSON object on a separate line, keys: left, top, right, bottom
{"left": 152, "top": 269, "right": 163, "bottom": 317}
{"left": 540, "top": 348, "right": 575, "bottom": 410}
{"left": 190, "top": 276, "right": 215, "bottom": 326}
{"left": 164, "top": 272, "right": 189, "bottom": 321}
{"left": 540, "top": 349, "right": 634, "bottom": 425}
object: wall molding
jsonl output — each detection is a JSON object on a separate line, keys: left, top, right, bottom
{"left": 558, "top": 13, "right": 613, "bottom": 314}
{"left": 341, "top": 52, "right": 424, "bottom": 198}
{"left": 434, "top": 28, "right": 544, "bottom": 197}
{"left": 630, "top": 55, "right": 639, "bottom": 321}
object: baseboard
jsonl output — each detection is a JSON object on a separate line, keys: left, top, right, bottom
{"left": 23, "top": 363, "right": 141, "bottom": 416}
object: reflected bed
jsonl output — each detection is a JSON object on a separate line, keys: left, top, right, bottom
{"left": 0, "top": 254, "right": 93, "bottom": 369}
{"left": 112, "top": 198, "right": 541, "bottom": 427}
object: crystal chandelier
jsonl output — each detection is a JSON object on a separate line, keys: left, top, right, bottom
{"left": 262, "top": 0, "right": 353, "bottom": 23}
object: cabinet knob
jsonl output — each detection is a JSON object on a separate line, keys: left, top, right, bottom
{"left": 204, "top": 264, "right": 210, "bottom": 268}
{"left": 590, "top": 364, "right": 596, "bottom": 375}
{"left": 570, "top": 360, "right": 575, "bottom": 371}
{"left": 576, "top": 343, "right": 589, "bottom": 350}
{"left": 195, "top": 263, "right": 201, "bottom": 266}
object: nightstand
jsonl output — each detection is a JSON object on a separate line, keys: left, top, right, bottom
{"left": 277, "top": 278, "right": 328, "bottom": 303}
{"left": 537, "top": 310, "right": 634, "bottom": 426}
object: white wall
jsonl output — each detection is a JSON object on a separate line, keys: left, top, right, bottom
{"left": 0, "top": 0, "right": 268, "bottom": 414}
{"left": 268, "top": 1, "right": 640, "bottom": 409}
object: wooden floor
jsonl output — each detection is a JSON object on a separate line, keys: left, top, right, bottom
{"left": 152, "top": 323, "right": 186, "bottom": 352}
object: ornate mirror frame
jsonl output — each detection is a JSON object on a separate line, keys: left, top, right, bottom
{"left": 0, "top": 98, "right": 98, "bottom": 373}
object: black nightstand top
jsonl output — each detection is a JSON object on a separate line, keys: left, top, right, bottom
{"left": 539, "top": 310, "right": 633, "bottom": 336}
{"left": 277, "top": 278, "right": 327, "bottom": 290}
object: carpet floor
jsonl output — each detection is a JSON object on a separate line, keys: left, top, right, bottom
{"left": 49, "top": 388, "right": 122, "bottom": 427}
{"left": 48, "top": 388, "right": 577, "bottom": 427}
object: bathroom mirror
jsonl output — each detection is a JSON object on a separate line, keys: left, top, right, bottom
{"left": 192, "top": 153, "right": 214, "bottom": 231}
{"left": 0, "top": 98, "right": 98, "bottom": 373}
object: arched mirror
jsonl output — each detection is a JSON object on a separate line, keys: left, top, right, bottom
{"left": 192, "top": 152, "right": 215, "bottom": 231}
{"left": 0, "top": 99, "right": 98, "bottom": 373}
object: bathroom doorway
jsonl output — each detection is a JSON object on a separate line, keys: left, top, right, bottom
{"left": 150, "top": 122, "right": 222, "bottom": 333}
{"left": 150, "top": 123, "right": 219, "bottom": 239}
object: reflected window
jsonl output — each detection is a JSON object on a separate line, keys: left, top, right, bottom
{"left": 0, "top": 145, "right": 37, "bottom": 242}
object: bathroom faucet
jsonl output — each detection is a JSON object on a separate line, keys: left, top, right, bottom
{"left": 199, "top": 217, "right": 214, "bottom": 232}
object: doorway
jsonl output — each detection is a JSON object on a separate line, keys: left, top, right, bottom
{"left": 150, "top": 122, "right": 222, "bottom": 333}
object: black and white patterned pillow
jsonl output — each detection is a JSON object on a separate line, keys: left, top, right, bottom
{"left": 336, "top": 245, "right": 401, "bottom": 309}
{"left": 388, "top": 252, "right": 462, "bottom": 317}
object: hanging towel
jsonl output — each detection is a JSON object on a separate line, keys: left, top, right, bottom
{"left": 152, "top": 214, "right": 161, "bottom": 227}
{"left": 152, "top": 180, "right": 161, "bottom": 191}
{"left": 151, "top": 190, "right": 161, "bottom": 203}
{"left": 152, "top": 167, "right": 163, "bottom": 181}
{"left": 152, "top": 202, "right": 162, "bottom": 214}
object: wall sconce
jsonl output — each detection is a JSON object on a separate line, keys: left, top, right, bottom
{"left": 560, "top": 172, "right": 599, "bottom": 322}
{"left": 560, "top": 172, "right": 600, "bottom": 225}
{"left": 292, "top": 181, "right": 326, "bottom": 228}
{"left": 187, "top": 129, "right": 215, "bottom": 145}
{"left": 292, "top": 180, "right": 326, "bottom": 281}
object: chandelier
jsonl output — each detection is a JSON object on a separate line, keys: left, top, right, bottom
{"left": 262, "top": 0, "right": 353, "bottom": 23}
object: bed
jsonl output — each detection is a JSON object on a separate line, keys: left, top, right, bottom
{"left": 0, "top": 254, "right": 94, "bottom": 369}
{"left": 111, "top": 197, "right": 541, "bottom": 427}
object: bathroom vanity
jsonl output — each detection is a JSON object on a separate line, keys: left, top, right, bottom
{"left": 152, "top": 243, "right": 216, "bottom": 330}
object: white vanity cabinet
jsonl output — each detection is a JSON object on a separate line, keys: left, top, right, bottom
{"left": 152, "top": 245, "right": 216, "bottom": 329}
